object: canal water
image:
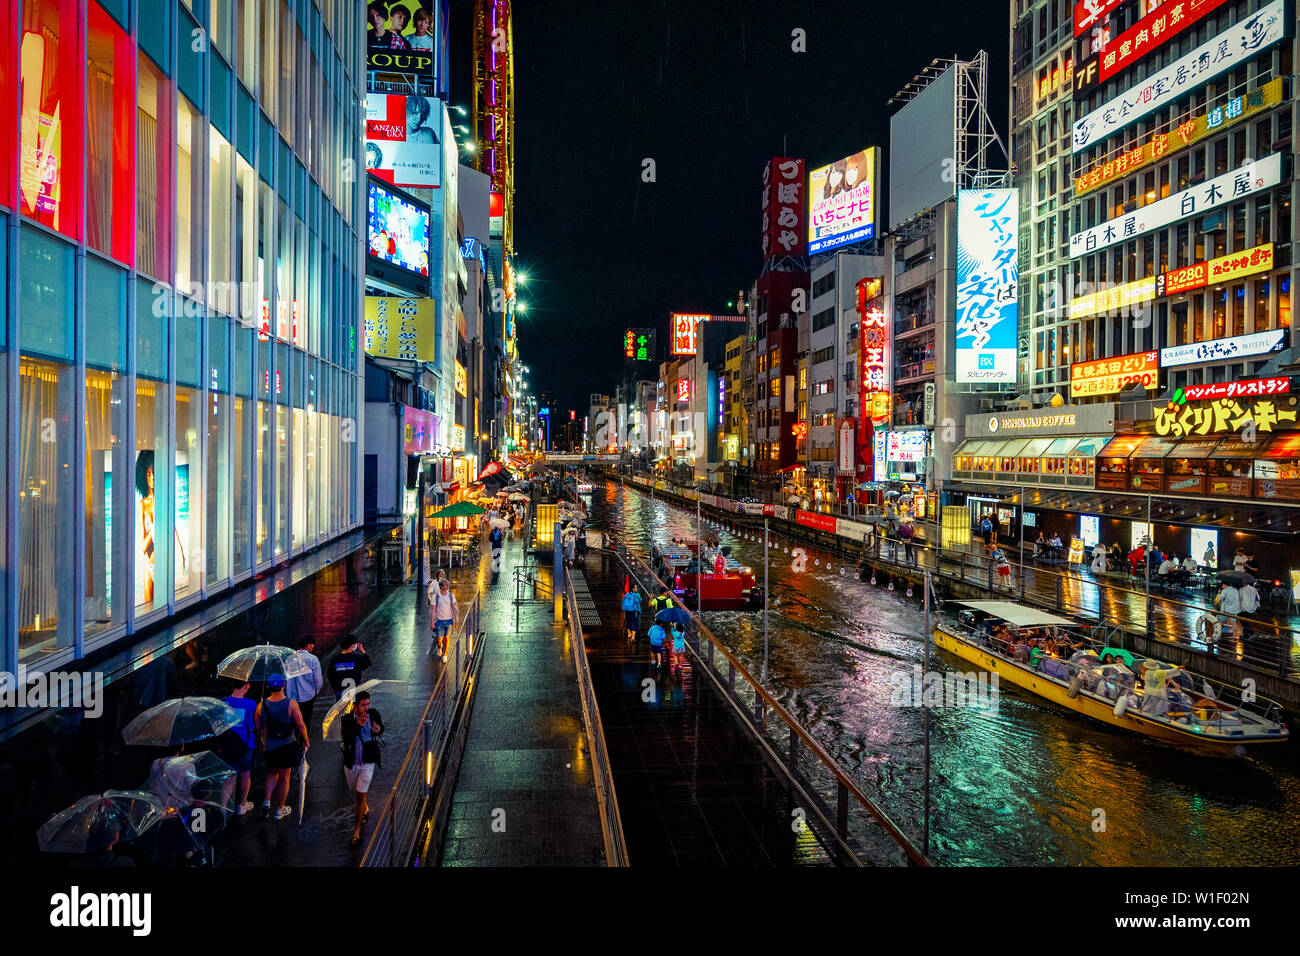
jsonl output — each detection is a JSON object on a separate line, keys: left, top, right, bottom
{"left": 586, "top": 479, "right": 1300, "bottom": 866}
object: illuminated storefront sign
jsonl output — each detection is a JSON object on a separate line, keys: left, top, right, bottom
{"left": 1160, "top": 328, "right": 1289, "bottom": 368}
{"left": 1068, "top": 275, "right": 1158, "bottom": 320}
{"left": 1074, "top": 78, "right": 1282, "bottom": 196}
{"left": 1073, "top": 0, "right": 1123, "bottom": 35}
{"left": 955, "top": 189, "right": 1018, "bottom": 383}
{"left": 886, "top": 430, "right": 928, "bottom": 463}
{"left": 762, "top": 156, "right": 806, "bottom": 260}
{"left": 1069, "top": 243, "right": 1275, "bottom": 318}
{"left": 838, "top": 419, "right": 856, "bottom": 474}
{"left": 451, "top": 424, "right": 466, "bottom": 451}
{"left": 1154, "top": 396, "right": 1299, "bottom": 436}
{"left": 988, "top": 413, "right": 1078, "bottom": 432}
{"left": 454, "top": 361, "right": 467, "bottom": 397}
{"left": 1072, "top": 1, "right": 1287, "bottom": 153}
{"left": 808, "top": 148, "right": 880, "bottom": 253}
{"left": 1069, "top": 154, "right": 1282, "bottom": 258}
{"left": 1070, "top": 350, "right": 1158, "bottom": 398}
{"left": 676, "top": 378, "right": 691, "bottom": 403}
{"left": 624, "top": 327, "right": 655, "bottom": 361}
{"left": 1182, "top": 377, "right": 1290, "bottom": 402}
{"left": 1095, "top": 0, "right": 1231, "bottom": 86}
{"left": 364, "top": 296, "right": 437, "bottom": 361}
{"left": 671, "top": 314, "right": 706, "bottom": 356}
{"left": 1159, "top": 243, "right": 1274, "bottom": 296}
{"left": 402, "top": 406, "right": 438, "bottom": 455}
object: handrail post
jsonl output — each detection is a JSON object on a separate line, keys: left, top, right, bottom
{"left": 836, "top": 781, "right": 849, "bottom": 865}
{"left": 388, "top": 785, "right": 399, "bottom": 866}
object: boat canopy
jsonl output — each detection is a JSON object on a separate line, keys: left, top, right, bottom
{"left": 950, "top": 601, "right": 1077, "bottom": 628}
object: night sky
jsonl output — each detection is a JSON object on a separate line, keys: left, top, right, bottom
{"left": 450, "top": 1, "right": 1010, "bottom": 417}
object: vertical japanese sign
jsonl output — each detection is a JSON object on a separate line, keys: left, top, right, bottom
{"left": 364, "top": 296, "right": 437, "bottom": 362}
{"left": 623, "top": 327, "right": 656, "bottom": 361}
{"left": 761, "top": 157, "right": 806, "bottom": 260}
{"left": 956, "top": 189, "right": 1018, "bottom": 384}
{"left": 671, "top": 314, "right": 706, "bottom": 356}
{"left": 856, "top": 277, "right": 888, "bottom": 477}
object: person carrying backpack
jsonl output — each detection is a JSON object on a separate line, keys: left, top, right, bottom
{"left": 621, "top": 586, "right": 643, "bottom": 641}
{"left": 980, "top": 515, "right": 993, "bottom": 550}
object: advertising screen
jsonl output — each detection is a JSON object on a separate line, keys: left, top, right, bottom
{"left": 367, "top": 179, "right": 430, "bottom": 277}
{"left": 365, "top": 0, "right": 445, "bottom": 86}
{"left": 1191, "top": 528, "right": 1219, "bottom": 567}
{"left": 1080, "top": 514, "right": 1100, "bottom": 548}
{"left": 808, "top": 148, "right": 879, "bottom": 253}
{"left": 955, "top": 189, "right": 1018, "bottom": 383}
{"left": 365, "top": 94, "right": 441, "bottom": 189}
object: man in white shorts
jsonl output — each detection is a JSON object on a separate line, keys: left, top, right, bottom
{"left": 341, "top": 691, "right": 384, "bottom": 847}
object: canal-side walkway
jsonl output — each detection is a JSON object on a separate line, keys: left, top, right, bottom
{"left": 577, "top": 551, "right": 833, "bottom": 866}
{"left": 437, "top": 543, "right": 606, "bottom": 866}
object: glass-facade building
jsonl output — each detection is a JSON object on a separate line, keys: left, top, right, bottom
{"left": 1, "top": 0, "right": 366, "bottom": 672}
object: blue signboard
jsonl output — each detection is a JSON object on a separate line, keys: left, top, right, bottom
{"left": 955, "top": 188, "right": 1018, "bottom": 384}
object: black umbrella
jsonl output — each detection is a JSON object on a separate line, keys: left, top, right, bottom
{"left": 1217, "top": 570, "right": 1255, "bottom": 587}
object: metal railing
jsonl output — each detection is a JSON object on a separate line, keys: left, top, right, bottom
{"left": 560, "top": 568, "right": 629, "bottom": 866}
{"left": 359, "top": 593, "right": 484, "bottom": 867}
{"left": 615, "top": 543, "right": 929, "bottom": 867}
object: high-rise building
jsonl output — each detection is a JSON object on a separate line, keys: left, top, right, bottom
{"left": 1, "top": 1, "right": 367, "bottom": 671}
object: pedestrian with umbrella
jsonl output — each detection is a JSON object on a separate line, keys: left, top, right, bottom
{"left": 217, "top": 642, "right": 311, "bottom": 686}
{"left": 255, "top": 674, "right": 310, "bottom": 821}
{"left": 39, "top": 790, "right": 164, "bottom": 860}
{"left": 136, "top": 752, "right": 237, "bottom": 863}
{"left": 122, "top": 696, "right": 243, "bottom": 748}
{"left": 220, "top": 680, "right": 258, "bottom": 814}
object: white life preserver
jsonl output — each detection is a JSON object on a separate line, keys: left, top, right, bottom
{"left": 1113, "top": 695, "right": 1128, "bottom": 718}
{"left": 1067, "top": 672, "right": 1084, "bottom": 698}
{"left": 1195, "top": 612, "right": 1222, "bottom": 645}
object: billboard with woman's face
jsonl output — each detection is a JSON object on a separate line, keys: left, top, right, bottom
{"left": 808, "top": 148, "right": 879, "bottom": 253}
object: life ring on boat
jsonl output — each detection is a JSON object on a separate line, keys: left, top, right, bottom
{"left": 1113, "top": 696, "right": 1129, "bottom": 718}
{"left": 1194, "top": 613, "right": 1222, "bottom": 645}
{"left": 1067, "top": 672, "right": 1084, "bottom": 698}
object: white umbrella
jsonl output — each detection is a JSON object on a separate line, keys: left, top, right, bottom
{"left": 122, "top": 697, "right": 242, "bottom": 747}
{"left": 297, "top": 754, "right": 309, "bottom": 826}
{"left": 217, "top": 643, "right": 310, "bottom": 683}
{"left": 489, "top": 517, "right": 510, "bottom": 530}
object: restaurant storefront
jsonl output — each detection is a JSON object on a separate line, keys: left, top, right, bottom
{"left": 951, "top": 404, "right": 1117, "bottom": 490}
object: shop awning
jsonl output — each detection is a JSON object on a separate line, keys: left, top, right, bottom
{"left": 1211, "top": 436, "right": 1271, "bottom": 458}
{"left": 1129, "top": 435, "right": 1181, "bottom": 459}
{"left": 1043, "top": 437, "right": 1081, "bottom": 456}
{"left": 953, "top": 439, "right": 1002, "bottom": 458}
{"left": 1067, "top": 435, "right": 1110, "bottom": 458}
{"left": 995, "top": 438, "right": 1031, "bottom": 458}
{"left": 1097, "top": 434, "right": 1146, "bottom": 458}
{"left": 1017, "top": 438, "right": 1056, "bottom": 457}
{"left": 1258, "top": 432, "right": 1300, "bottom": 459}
{"left": 1165, "top": 437, "right": 1224, "bottom": 459}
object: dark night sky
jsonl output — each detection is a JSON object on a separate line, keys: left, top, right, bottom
{"left": 450, "top": 1, "right": 1010, "bottom": 417}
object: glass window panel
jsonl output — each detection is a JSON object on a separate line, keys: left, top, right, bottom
{"left": 177, "top": 8, "right": 205, "bottom": 105}
{"left": 87, "top": 1, "right": 133, "bottom": 262}
{"left": 210, "top": 53, "right": 232, "bottom": 139}
{"left": 18, "top": 356, "right": 77, "bottom": 660}
{"left": 260, "top": 0, "right": 277, "bottom": 120}
{"left": 85, "top": 255, "right": 126, "bottom": 370}
{"left": 19, "top": 0, "right": 82, "bottom": 238}
{"left": 237, "top": 0, "right": 256, "bottom": 91}
{"left": 176, "top": 95, "right": 204, "bottom": 296}
{"left": 136, "top": 276, "right": 169, "bottom": 381}
{"left": 138, "top": 0, "right": 170, "bottom": 72}
{"left": 135, "top": 276, "right": 172, "bottom": 612}
{"left": 19, "top": 227, "right": 74, "bottom": 361}
{"left": 85, "top": 359, "right": 128, "bottom": 637}
{"left": 209, "top": 126, "right": 235, "bottom": 313}
{"left": 137, "top": 56, "right": 172, "bottom": 281}
{"left": 175, "top": 380, "right": 203, "bottom": 599}
{"left": 176, "top": 304, "right": 201, "bottom": 388}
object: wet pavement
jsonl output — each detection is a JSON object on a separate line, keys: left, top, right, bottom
{"left": 438, "top": 541, "right": 606, "bottom": 867}
{"left": 577, "top": 550, "right": 833, "bottom": 866}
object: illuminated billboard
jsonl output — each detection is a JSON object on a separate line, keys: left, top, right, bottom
{"left": 671, "top": 314, "right": 707, "bottom": 356}
{"left": 365, "top": 296, "right": 437, "bottom": 362}
{"left": 1095, "top": 0, "right": 1231, "bottom": 87}
{"left": 367, "top": 179, "right": 431, "bottom": 278}
{"left": 624, "top": 328, "right": 656, "bottom": 361}
{"left": 808, "top": 148, "right": 879, "bottom": 253}
{"left": 1070, "top": 154, "right": 1282, "bottom": 257}
{"left": 955, "top": 189, "right": 1018, "bottom": 384}
{"left": 364, "top": 0, "right": 446, "bottom": 88}
{"left": 1070, "top": 351, "right": 1159, "bottom": 399}
{"left": 761, "top": 157, "right": 806, "bottom": 260}
{"left": 676, "top": 379, "right": 691, "bottom": 403}
{"left": 1160, "top": 329, "right": 1288, "bottom": 369}
{"left": 1072, "top": 1, "right": 1287, "bottom": 152}
{"left": 365, "top": 94, "right": 441, "bottom": 189}
{"left": 1073, "top": 0, "right": 1122, "bottom": 35}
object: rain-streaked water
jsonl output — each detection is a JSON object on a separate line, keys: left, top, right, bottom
{"left": 585, "top": 479, "right": 1300, "bottom": 866}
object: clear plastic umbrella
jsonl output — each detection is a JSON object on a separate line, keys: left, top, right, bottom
{"left": 38, "top": 790, "right": 165, "bottom": 854}
{"left": 217, "top": 643, "right": 310, "bottom": 684}
{"left": 122, "top": 697, "right": 242, "bottom": 747}
{"left": 320, "top": 679, "right": 410, "bottom": 742}
{"left": 144, "top": 752, "right": 238, "bottom": 818}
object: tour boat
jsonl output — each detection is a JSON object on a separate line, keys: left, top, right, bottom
{"left": 932, "top": 600, "right": 1289, "bottom": 755}
{"left": 651, "top": 541, "right": 763, "bottom": 610}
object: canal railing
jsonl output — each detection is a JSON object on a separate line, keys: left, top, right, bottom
{"left": 560, "top": 568, "right": 630, "bottom": 867}
{"left": 616, "top": 469, "right": 1300, "bottom": 712}
{"left": 610, "top": 539, "right": 930, "bottom": 867}
{"left": 358, "top": 593, "right": 485, "bottom": 867}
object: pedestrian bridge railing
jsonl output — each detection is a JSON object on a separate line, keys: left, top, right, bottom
{"left": 614, "top": 543, "right": 930, "bottom": 867}
{"left": 561, "top": 568, "right": 630, "bottom": 866}
{"left": 359, "top": 593, "right": 484, "bottom": 867}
